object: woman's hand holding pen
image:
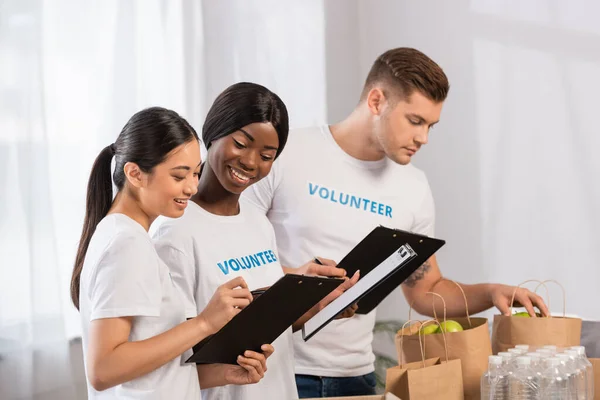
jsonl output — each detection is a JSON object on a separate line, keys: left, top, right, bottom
{"left": 197, "top": 276, "right": 253, "bottom": 335}
{"left": 297, "top": 256, "right": 347, "bottom": 278}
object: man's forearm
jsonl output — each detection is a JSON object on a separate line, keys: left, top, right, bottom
{"left": 402, "top": 256, "right": 549, "bottom": 318}
{"left": 425, "top": 279, "right": 494, "bottom": 317}
{"left": 402, "top": 256, "right": 495, "bottom": 318}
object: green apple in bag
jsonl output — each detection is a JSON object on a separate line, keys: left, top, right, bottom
{"left": 513, "top": 311, "right": 530, "bottom": 317}
{"left": 513, "top": 311, "right": 542, "bottom": 317}
{"left": 438, "top": 320, "right": 464, "bottom": 333}
{"left": 421, "top": 324, "right": 440, "bottom": 335}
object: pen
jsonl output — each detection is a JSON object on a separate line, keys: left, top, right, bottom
{"left": 313, "top": 257, "right": 347, "bottom": 279}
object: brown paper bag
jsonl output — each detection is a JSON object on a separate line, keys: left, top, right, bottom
{"left": 387, "top": 320, "right": 464, "bottom": 400}
{"left": 590, "top": 358, "right": 600, "bottom": 400}
{"left": 395, "top": 285, "right": 492, "bottom": 399}
{"left": 491, "top": 279, "right": 582, "bottom": 354}
{"left": 386, "top": 358, "right": 464, "bottom": 400}
{"left": 307, "top": 394, "right": 401, "bottom": 400}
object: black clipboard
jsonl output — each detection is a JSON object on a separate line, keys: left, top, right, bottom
{"left": 347, "top": 226, "right": 445, "bottom": 314}
{"left": 186, "top": 274, "right": 343, "bottom": 365}
{"left": 302, "top": 226, "right": 445, "bottom": 341}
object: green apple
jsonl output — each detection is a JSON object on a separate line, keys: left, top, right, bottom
{"left": 438, "top": 320, "right": 464, "bottom": 333}
{"left": 421, "top": 324, "right": 440, "bottom": 335}
{"left": 513, "top": 311, "right": 542, "bottom": 317}
{"left": 513, "top": 311, "right": 531, "bottom": 317}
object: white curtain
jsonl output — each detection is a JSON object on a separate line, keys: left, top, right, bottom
{"left": 0, "top": 0, "right": 327, "bottom": 350}
{"left": 0, "top": 0, "right": 205, "bottom": 347}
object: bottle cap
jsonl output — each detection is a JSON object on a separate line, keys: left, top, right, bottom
{"left": 489, "top": 355, "right": 502, "bottom": 365}
{"left": 517, "top": 356, "right": 531, "bottom": 365}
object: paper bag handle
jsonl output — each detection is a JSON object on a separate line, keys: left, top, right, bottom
{"left": 421, "top": 292, "right": 447, "bottom": 356}
{"left": 534, "top": 279, "right": 566, "bottom": 317}
{"left": 408, "top": 291, "right": 448, "bottom": 323}
{"left": 509, "top": 279, "right": 550, "bottom": 317}
{"left": 408, "top": 281, "right": 473, "bottom": 328}
{"left": 398, "top": 318, "right": 450, "bottom": 368}
{"left": 399, "top": 319, "right": 422, "bottom": 367}
{"left": 425, "top": 291, "right": 447, "bottom": 324}
{"left": 442, "top": 279, "right": 472, "bottom": 328}
{"left": 418, "top": 319, "right": 449, "bottom": 367}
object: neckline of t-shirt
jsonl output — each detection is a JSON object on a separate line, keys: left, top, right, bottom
{"left": 187, "top": 200, "right": 247, "bottom": 223}
{"left": 319, "top": 125, "right": 388, "bottom": 170}
{"left": 104, "top": 213, "right": 149, "bottom": 234}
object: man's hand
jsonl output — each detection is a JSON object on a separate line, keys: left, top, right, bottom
{"left": 288, "top": 257, "right": 347, "bottom": 279}
{"left": 335, "top": 303, "right": 359, "bottom": 320}
{"left": 489, "top": 284, "right": 550, "bottom": 317}
{"left": 223, "top": 344, "right": 275, "bottom": 385}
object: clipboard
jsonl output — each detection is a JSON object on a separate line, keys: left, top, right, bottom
{"left": 186, "top": 274, "right": 343, "bottom": 365}
{"left": 302, "top": 225, "right": 445, "bottom": 341}
{"left": 344, "top": 226, "right": 445, "bottom": 314}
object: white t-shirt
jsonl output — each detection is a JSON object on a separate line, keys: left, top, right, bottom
{"left": 79, "top": 213, "right": 201, "bottom": 400}
{"left": 242, "top": 125, "right": 435, "bottom": 377}
{"left": 153, "top": 201, "right": 298, "bottom": 400}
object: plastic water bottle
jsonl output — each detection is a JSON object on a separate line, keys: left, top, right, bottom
{"left": 481, "top": 355, "right": 508, "bottom": 400}
{"left": 536, "top": 349, "right": 554, "bottom": 361}
{"left": 565, "top": 350, "right": 587, "bottom": 400}
{"left": 526, "top": 352, "right": 544, "bottom": 379}
{"left": 558, "top": 353, "right": 579, "bottom": 399}
{"left": 516, "top": 344, "right": 531, "bottom": 352}
{"left": 571, "top": 346, "right": 594, "bottom": 400}
{"left": 510, "top": 348, "right": 528, "bottom": 356}
{"left": 509, "top": 356, "right": 540, "bottom": 399}
{"left": 499, "top": 352, "right": 516, "bottom": 371}
{"left": 542, "top": 344, "right": 562, "bottom": 355}
{"left": 539, "top": 357, "right": 570, "bottom": 399}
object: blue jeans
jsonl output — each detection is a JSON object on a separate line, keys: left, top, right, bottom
{"left": 295, "top": 372, "right": 377, "bottom": 398}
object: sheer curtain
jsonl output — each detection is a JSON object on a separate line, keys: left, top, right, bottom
{"left": 0, "top": 0, "right": 327, "bottom": 352}
{"left": 0, "top": 0, "right": 205, "bottom": 348}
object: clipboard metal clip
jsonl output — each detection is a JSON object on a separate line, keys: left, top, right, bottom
{"left": 398, "top": 243, "right": 417, "bottom": 259}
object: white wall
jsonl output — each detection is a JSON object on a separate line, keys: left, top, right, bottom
{"left": 200, "top": 0, "right": 327, "bottom": 129}
{"left": 323, "top": 0, "right": 362, "bottom": 123}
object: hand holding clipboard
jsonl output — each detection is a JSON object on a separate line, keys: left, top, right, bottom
{"left": 302, "top": 226, "right": 445, "bottom": 341}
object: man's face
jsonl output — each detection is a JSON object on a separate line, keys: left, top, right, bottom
{"left": 373, "top": 91, "right": 443, "bottom": 165}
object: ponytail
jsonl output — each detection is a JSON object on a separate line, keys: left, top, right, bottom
{"left": 70, "top": 107, "right": 200, "bottom": 310}
{"left": 70, "top": 144, "right": 115, "bottom": 310}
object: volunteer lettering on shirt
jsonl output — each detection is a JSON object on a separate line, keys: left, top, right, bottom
{"left": 308, "top": 182, "right": 393, "bottom": 218}
{"left": 217, "top": 250, "right": 278, "bottom": 275}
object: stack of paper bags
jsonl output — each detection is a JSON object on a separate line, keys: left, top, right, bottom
{"left": 387, "top": 318, "right": 464, "bottom": 400}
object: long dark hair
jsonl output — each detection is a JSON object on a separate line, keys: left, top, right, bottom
{"left": 70, "top": 107, "right": 199, "bottom": 310}
{"left": 203, "top": 82, "right": 289, "bottom": 158}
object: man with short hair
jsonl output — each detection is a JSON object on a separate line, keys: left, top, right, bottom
{"left": 243, "top": 47, "right": 549, "bottom": 398}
